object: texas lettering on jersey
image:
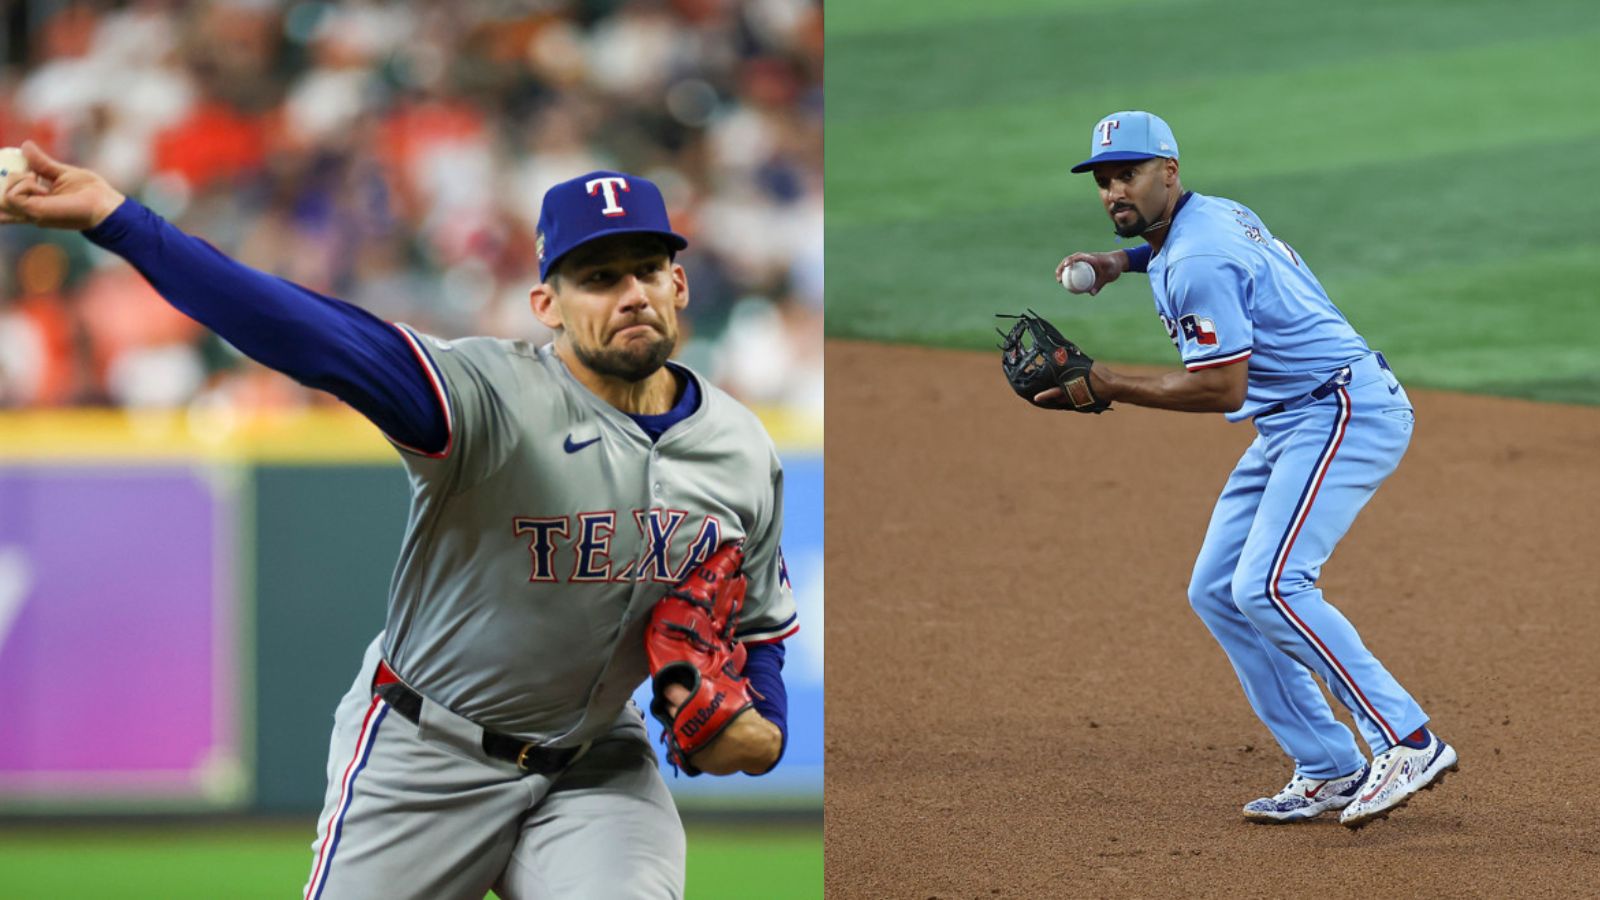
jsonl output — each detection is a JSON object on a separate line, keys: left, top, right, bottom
{"left": 513, "top": 508, "right": 724, "bottom": 584}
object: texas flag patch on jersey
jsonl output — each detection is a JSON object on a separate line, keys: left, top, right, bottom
{"left": 1179, "top": 314, "right": 1219, "bottom": 346}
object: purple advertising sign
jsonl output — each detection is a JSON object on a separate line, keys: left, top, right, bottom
{"left": 0, "top": 466, "right": 239, "bottom": 805}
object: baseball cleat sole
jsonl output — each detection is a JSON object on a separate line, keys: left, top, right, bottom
{"left": 1243, "top": 810, "right": 1336, "bottom": 825}
{"left": 1340, "top": 760, "right": 1458, "bottom": 830}
{"left": 1242, "top": 798, "right": 1357, "bottom": 825}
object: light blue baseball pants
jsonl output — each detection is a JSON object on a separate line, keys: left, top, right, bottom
{"left": 1188, "top": 356, "right": 1428, "bottom": 779}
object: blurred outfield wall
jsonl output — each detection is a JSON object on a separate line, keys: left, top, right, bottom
{"left": 0, "top": 406, "right": 823, "bottom": 815}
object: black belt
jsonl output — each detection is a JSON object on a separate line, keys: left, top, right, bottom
{"left": 1257, "top": 352, "right": 1391, "bottom": 419}
{"left": 373, "top": 661, "right": 580, "bottom": 775}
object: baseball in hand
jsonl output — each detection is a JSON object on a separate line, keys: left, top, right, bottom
{"left": 1062, "top": 259, "right": 1096, "bottom": 293}
{"left": 0, "top": 146, "right": 28, "bottom": 182}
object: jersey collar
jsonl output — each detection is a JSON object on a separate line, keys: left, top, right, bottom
{"left": 627, "top": 363, "right": 702, "bottom": 442}
{"left": 540, "top": 344, "right": 712, "bottom": 444}
{"left": 1150, "top": 190, "right": 1195, "bottom": 261}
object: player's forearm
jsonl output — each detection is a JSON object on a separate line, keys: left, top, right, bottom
{"left": 732, "top": 711, "right": 784, "bottom": 774}
{"left": 83, "top": 198, "right": 447, "bottom": 450}
{"left": 82, "top": 198, "right": 392, "bottom": 383}
{"left": 1090, "top": 363, "right": 1245, "bottom": 413}
{"left": 699, "top": 710, "right": 784, "bottom": 776}
{"left": 742, "top": 640, "right": 789, "bottom": 774}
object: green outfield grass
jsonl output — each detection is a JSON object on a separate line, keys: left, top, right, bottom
{"left": 825, "top": 0, "right": 1600, "bottom": 404}
{"left": 0, "top": 821, "right": 821, "bottom": 899}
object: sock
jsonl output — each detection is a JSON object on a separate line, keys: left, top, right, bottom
{"left": 1397, "top": 726, "right": 1430, "bottom": 749}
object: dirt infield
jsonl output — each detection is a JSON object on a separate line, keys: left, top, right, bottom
{"left": 824, "top": 340, "right": 1600, "bottom": 899}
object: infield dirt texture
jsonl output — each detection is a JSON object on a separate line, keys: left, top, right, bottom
{"left": 824, "top": 0, "right": 1600, "bottom": 896}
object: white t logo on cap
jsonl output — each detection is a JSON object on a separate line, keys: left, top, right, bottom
{"left": 1097, "top": 120, "right": 1120, "bottom": 146}
{"left": 585, "top": 176, "right": 630, "bottom": 217}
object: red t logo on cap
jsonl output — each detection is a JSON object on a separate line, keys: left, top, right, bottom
{"left": 585, "top": 176, "right": 631, "bottom": 217}
{"left": 1098, "top": 120, "right": 1120, "bottom": 146}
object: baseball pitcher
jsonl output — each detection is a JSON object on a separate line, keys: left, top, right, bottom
{"left": 1, "top": 143, "right": 800, "bottom": 897}
{"left": 1002, "top": 112, "right": 1456, "bottom": 829}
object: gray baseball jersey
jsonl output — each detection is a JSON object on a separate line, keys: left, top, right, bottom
{"left": 381, "top": 326, "right": 797, "bottom": 746}
{"left": 302, "top": 329, "right": 798, "bottom": 899}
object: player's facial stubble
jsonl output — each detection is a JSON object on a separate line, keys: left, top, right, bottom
{"left": 1111, "top": 206, "right": 1151, "bottom": 238}
{"left": 573, "top": 316, "right": 677, "bottom": 383}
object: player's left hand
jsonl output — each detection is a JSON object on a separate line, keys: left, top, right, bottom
{"left": 645, "top": 541, "right": 768, "bottom": 776}
{"left": 997, "top": 310, "right": 1111, "bottom": 413}
{"left": 659, "top": 684, "right": 782, "bottom": 775}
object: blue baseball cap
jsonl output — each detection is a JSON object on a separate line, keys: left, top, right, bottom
{"left": 1070, "top": 111, "right": 1179, "bottom": 173}
{"left": 536, "top": 170, "right": 689, "bottom": 281}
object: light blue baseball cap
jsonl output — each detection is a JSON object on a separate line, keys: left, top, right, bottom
{"left": 1070, "top": 111, "right": 1179, "bottom": 173}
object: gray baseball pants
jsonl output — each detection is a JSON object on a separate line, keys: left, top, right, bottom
{"left": 302, "top": 636, "right": 685, "bottom": 900}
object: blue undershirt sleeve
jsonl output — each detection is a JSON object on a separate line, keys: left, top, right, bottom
{"left": 1123, "top": 243, "right": 1153, "bottom": 274}
{"left": 742, "top": 640, "right": 789, "bottom": 773}
{"left": 81, "top": 198, "right": 447, "bottom": 453}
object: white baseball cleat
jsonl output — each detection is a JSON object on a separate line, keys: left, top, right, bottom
{"left": 1340, "top": 730, "right": 1458, "bottom": 829}
{"left": 1241, "top": 763, "right": 1369, "bottom": 824}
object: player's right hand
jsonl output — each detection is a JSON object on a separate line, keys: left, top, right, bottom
{"left": 0, "top": 141, "right": 125, "bottom": 231}
{"left": 1054, "top": 250, "right": 1127, "bottom": 296}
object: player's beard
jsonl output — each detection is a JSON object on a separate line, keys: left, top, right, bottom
{"left": 574, "top": 326, "right": 677, "bottom": 382}
{"left": 1111, "top": 203, "right": 1150, "bottom": 238}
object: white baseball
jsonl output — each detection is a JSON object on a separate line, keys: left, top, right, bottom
{"left": 1062, "top": 259, "right": 1096, "bottom": 293}
{"left": 0, "top": 147, "right": 28, "bottom": 180}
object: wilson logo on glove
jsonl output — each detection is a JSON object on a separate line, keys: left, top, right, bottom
{"left": 681, "top": 691, "right": 726, "bottom": 738}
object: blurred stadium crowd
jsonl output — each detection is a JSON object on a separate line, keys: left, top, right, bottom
{"left": 0, "top": 0, "right": 822, "bottom": 418}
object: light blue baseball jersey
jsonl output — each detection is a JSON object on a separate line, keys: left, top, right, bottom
{"left": 1146, "top": 192, "right": 1370, "bottom": 421}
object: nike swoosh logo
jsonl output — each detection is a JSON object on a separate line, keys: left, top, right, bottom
{"left": 564, "top": 435, "right": 601, "bottom": 454}
{"left": 1389, "top": 382, "right": 1400, "bottom": 394}
{"left": 1303, "top": 783, "right": 1324, "bottom": 799}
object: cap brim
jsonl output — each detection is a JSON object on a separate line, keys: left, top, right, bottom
{"left": 543, "top": 226, "right": 690, "bottom": 278}
{"left": 1070, "top": 150, "right": 1163, "bottom": 174}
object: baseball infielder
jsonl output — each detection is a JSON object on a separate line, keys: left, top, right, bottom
{"left": 1042, "top": 112, "right": 1456, "bottom": 828}
{"left": 0, "top": 143, "right": 800, "bottom": 896}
